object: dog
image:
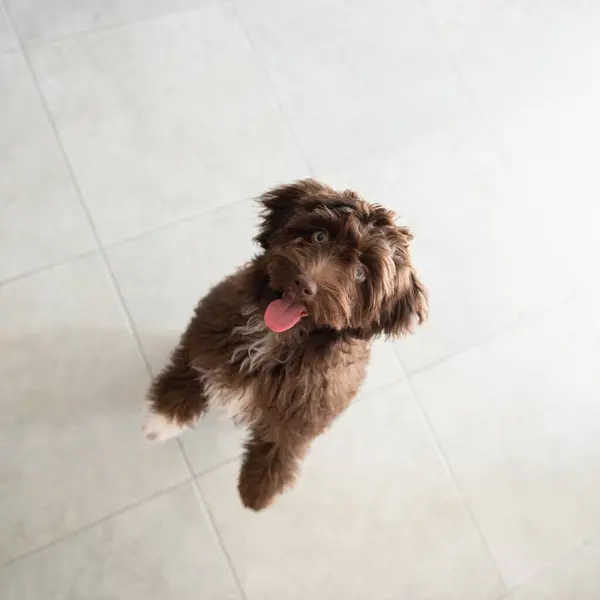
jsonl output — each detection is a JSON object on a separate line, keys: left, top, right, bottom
{"left": 143, "top": 179, "right": 427, "bottom": 510}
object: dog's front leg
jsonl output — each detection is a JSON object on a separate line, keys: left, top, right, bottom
{"left": 143, "top": 338, "right": 208, "bottom": 442}
{"left": 237, "top": 430, "right": 310, "bottom": 511}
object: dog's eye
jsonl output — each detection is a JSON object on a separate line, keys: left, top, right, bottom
{"left": 312, "top": 230, "right": 328, "bottom": 244}
{"left": 354, "top": 266, "right": 367, "bottom": 282}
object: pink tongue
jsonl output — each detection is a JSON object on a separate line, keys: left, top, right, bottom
{"left": 264, "top": 295, "right": 306, "bottom": 332}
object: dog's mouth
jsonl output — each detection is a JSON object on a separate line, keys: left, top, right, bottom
{"left": 264, "top": 293, "right": 308, "bottom": 333}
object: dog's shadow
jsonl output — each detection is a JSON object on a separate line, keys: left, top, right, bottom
{"left": 3, "top": 329, "right": 173, "bottom": 429}
{"left": 3, "top": 327, "right": 244, "bottom": 476}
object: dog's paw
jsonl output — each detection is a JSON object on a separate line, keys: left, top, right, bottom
{"left": 238, "top": 482, "right": 277, "bottom": 512}
{"left": 142, "top": 411, "right": 186, "bottom": 442}
{"left": 237, "top": 468, "right": 284, "bottom": 511}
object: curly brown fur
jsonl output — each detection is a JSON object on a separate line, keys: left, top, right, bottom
{"left": 144, "top": 179, "right": 427, "bottom": 510}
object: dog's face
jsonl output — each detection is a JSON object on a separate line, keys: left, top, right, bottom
{"left": 256, "top": 180, "right": 427, "bottom": 338}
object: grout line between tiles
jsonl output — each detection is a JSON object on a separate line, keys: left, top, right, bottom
{"left": 177, "top": 378, "right": 410, "bottom": 597}
{"left": 402, "top": 372, "right": 510, "bottom": 593}
{"left": 0, "top": 247, "right": 100, "bottom": 287}
{"left": 5, "top": 7, "right": 247, "bottom": 590}
{"left": 417, "top": 0, "right": 511, "bottom": 169}
{"left": 0, "top": 477, "right": 192, "bottom": 570}
{"left": 5, "top": 4, "right": 153, "bottom": 375}
{"left": 0, "top": 448, "right": 242, "bottom": 573}
{"left": 394, "top": 293, "right": 579, "bottom": 594}
{"left": 13, "top": 1, "right": 242, "bottom": 50}
{"left": 0, "top": 0, "right": 17, "bottom": 56}
{"left": 354, "top": 374, "right": 407, "bottom": 406}
{"left": 226, "top": 0, "right": 315, "bottom": 179}
{"left": 0, "top": 195, "right": 253, "bottom": 289}
{"left": 179, "top": 440, "right": 249, "bottom": 600}
{"left": 3, "top": 0, "right": 131, "bottom": 419}
{"left": 102, "top": 196, "right": 255, "bottom": 251}
{"left": 194, "top": 453, "right": 241, "bottom": 479}
{"left": 396, "top": 291, "right": 578, "bottom": 381}
{"left": 420, "top": 0, "right": 584, "bottom": 303}
{"left": 492, "top": 530, "right": 600, "bottom": 600}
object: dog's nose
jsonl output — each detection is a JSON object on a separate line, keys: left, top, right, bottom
{"left": 293, "top": 275, "right": 317, "bottom": 298}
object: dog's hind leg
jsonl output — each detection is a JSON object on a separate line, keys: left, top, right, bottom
{"left": 237, "top": 430, "right": 310, "bottom": 510}
{"left": 143, "top": 339, "right": 207, "bottom": 442}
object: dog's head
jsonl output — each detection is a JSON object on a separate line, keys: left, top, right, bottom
{"left": 256, "top": 179, "right": 427, "bottom": 338}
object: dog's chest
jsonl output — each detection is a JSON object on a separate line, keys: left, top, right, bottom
{"left": 229, "top": 313, "right": 287, "bottom": 373}
{"left": 200, "top": 313, "right": 284, "bottom": 424}
{"left": 202, "top": 375, "right": 256, "bottom": 425}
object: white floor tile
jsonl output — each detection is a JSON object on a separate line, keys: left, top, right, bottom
{"left": 0, "top": 483, "right": 241, "bottom": 600}
{"left": 6, "top": 0, "right": 214, "bottom": 41}
{"left": 411, "top": 301, "right": 600, "bottom": 587}
{"left": 461, "top": 2, "right": 600, "bottom": 304}
{"left": 428, "top": 1, "right": 600, "bottom": 261}
{"left": 425, "top": 0, "right": 594, "bottom": 120}
{"left": 582, "top": 294, "right": 600, "bottom": 344}
{"left": 508, "top": 536, "right": 600, "bottom": 600}
{"left": 0, "top": 255, "right": 188, "bottom": 563}
{"left": 0, "top": 52, "right": 96, "bottom": 281}
{"left": 1, "top": 0, "right": 600, "bottom": 596}
{"left": 361, "top": 338, "right": 406, "bottom": 396}
{"left": 198, "top": 382, "right": 504, "bottom": 600}
{"left": 492, "top": 68, "right": 600, "bottom": 315}
{"left": 0, "top": 3, "right": 18, "bottom": 53}
{"left": 393, "top": 208, "right": 571, "bottom": 373}
{"left": 27, "top": 4, "right": 308, "bottom": 244}
{"left": 234, "top": 0, "right": 473, "bottom": 174}
{"left": 321, "top": 130, "right": 570, "bottom": 374}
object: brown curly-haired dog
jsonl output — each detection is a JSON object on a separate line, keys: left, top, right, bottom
{"left": 143, "top": 179, "right": 427, "bottom": 510}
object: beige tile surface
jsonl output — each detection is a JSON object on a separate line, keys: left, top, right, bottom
{"left": 27, "top": 3, "right": 308, "bottom": 244}
{"left": 2, "top": 0, "right": 600, "bottom": 596}
{"left": 392, "top": 204, "right": 571, "bottom": 374}
{"left": 0, "top": 483, "right": 241, "bottom": 600}
{"left": 425, "top": 0, "right": 600, "bottom": 317}
{"left": 412, "top": 302, "right": 600, "bottom": 587}
{"left": 0, "top": 255, "right": 188, "bottom": 563}
{"left": 235, "top": 0, "right": 473, "bottom": 175}
{"left": 508, "top": 536, "right": 600, "bottom": 600}
{"left": 0, "top": 52, "right": 95, "bottom": 281}
{"left": 0, "top": 3, "right": 18, "bottom": 53}
{"left": 5, "top": 0, "right": 213, "bottom": 41}
{"left": 361, "top": 337, "right": 406, "bottom": 395}
{"left": 425, "top": 0, "right": 599, "bottom": 152}
{"left": 198, "top": 382, "right": 504, "bottom": 600}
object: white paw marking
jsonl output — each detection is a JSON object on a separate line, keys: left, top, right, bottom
{"left": 142, "top": 412, "right": 186, "bottom": 442}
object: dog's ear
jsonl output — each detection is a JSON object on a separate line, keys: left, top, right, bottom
{"left": 255, "top": 179, "right": 325, "bottom": 249}
{"left": 376, "top": 225, "right": 427, "bottom": 338}
{"left": 350, "top": 268, "right": 427, "bottom": 341}
{"left": 379, "top": 269, "right": 428, "bottom": 337}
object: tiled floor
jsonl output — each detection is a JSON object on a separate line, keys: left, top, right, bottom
{"left": 1, "top": 0, "right": 599, "bottom": 598}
